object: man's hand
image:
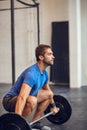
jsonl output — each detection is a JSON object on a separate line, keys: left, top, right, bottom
{"left": 50, "top": 106, "right": 59, "bottom": 115}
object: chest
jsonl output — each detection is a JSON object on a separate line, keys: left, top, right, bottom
{"left": 35, "top": 73, "right": 47, "bottom": 88}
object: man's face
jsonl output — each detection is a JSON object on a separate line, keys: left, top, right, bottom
{"left": 43, "top": 48, "right": 55, "bottom": 66}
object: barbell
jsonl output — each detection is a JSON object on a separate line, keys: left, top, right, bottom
{"left": 0, "top": 95, "right": 72, "bottom": 130}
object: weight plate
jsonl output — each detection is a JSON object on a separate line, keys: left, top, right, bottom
{"left": 44, "top": 95, "right": 72, "bottom": 125}
{"left": 0, "top": 113, "right": 31, "bottom": 130}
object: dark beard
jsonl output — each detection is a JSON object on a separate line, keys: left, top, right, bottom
{"left": 43, "top": 60, "right": 54, "bottom": 66}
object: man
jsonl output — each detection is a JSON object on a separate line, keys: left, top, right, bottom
{"left": 2, "top": 44, "right": 58, "bottom": 130}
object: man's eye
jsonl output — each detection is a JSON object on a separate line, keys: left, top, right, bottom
{"left": 48, "top": 53, "right": 51, "bottom": 55}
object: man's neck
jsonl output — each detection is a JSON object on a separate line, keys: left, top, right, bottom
{"left": 37, "top": 61, "right": 47, "bottom": 73}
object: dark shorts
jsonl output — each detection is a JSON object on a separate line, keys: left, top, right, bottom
{"left": 2, "top": 96, "right": 17, "bottom": 112}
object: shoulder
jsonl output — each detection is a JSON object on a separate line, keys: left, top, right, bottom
{"left": 23, "top": 64, "right": 37, "bottom": 73}
{"left": 24, "top": 64, "right": 40, "bottom": 77}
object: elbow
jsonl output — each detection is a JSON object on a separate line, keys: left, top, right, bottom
{"left": 17, "top": 94, "right": 27, "bottom": 103}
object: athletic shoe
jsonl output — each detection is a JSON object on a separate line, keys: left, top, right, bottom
{"left": 32, "top": 129, "right": 40, "bottom": 130}
{"left": 31, "top": 121, "right": 51, "bottom": 130}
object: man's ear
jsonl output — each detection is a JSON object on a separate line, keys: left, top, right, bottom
{"left": 39, "top": 55, "right": 44, "bottom": 61}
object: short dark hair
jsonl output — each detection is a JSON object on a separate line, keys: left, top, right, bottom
{"left": 35, "top": 44, "right": 51, "bottom": 61}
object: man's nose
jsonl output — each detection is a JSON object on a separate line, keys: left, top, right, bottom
{"left": 52, "top": 55, "right": 55, "bottom": 59}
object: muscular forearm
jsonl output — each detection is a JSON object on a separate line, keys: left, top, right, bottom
{"left": 43, "top": 84, "right": 55, "bottom": 103}
{"left": 15, "top": 96, "right": 26, "bottom": 115}
{"left": 15, "top": 83, "right": 31, "bottom": 115}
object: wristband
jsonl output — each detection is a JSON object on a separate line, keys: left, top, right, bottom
{"left": 50, "top": 102, "right": 56, "bottom": 108}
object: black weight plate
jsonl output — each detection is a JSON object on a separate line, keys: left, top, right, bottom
{"left": 44, "top": 95, "right": 72, "bottom": 125}
{"left": 0, "top": 113, "right": 31, "bottom": 130}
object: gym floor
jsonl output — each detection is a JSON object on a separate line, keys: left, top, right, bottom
{"left": 0, "top": 83, "right": 87, "bottom": 130}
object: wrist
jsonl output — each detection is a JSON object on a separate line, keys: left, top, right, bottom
{"left": 50, "top": 102, "right": 56, "bottom": 108}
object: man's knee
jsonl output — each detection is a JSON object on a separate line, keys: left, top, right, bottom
{"left": 48, "top": 90, "right": 54, "bottom": 99}
{"left": 26, "top": 96, "right": 37, "bottom": 110}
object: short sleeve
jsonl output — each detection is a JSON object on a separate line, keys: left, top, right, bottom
{"left": 23, "top": 72, "right": 36, "bottom": 87}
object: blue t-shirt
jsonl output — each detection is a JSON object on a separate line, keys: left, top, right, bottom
{"left": 5, "top": 63, "right": 48, "bottom": 97}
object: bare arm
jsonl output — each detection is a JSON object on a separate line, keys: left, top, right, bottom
{"left": 15, "top": 83, "right": 31, "bottom": 115}
{"left": 43, "top": 84, "right": 59, "bottom": 114}
{"left": 43, "top": 83, "right": 51, "bottom": 90}
{"left": 43, "top": 83, "right": 54, "bottom": 103}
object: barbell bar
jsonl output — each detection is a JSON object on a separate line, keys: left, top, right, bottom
{"left": 30, "top": 108, "right": 60, "bottom": 125}
{"left": 0, "top": 95, "right": 72, "bottom": 130}
{"left": 0, "top": 110, "right": 60, "bottom": 130}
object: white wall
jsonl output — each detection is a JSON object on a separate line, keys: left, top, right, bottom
{"left": 0, "top": 0, "right": 69, "bottom": 83}
{"left": 81, "top": 0, "right": 87, "bottom": 86}
{"left": 0, "top": 0, "right": 87, "bottom": 88}
{"left": 69, "top": 0, "right": 82, "bottom": 88}
{"left": 0, "top": 10, "right": 12, "bottom": 83}
{"left": 40, "top": 0, "right": 69, "bottom": 44}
